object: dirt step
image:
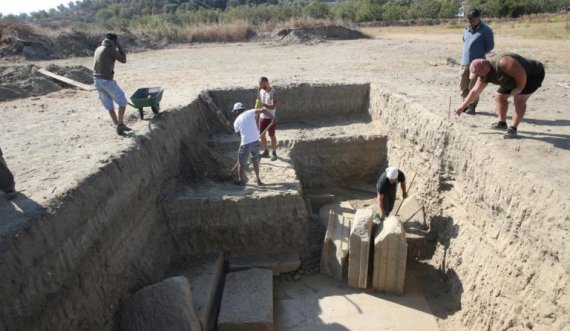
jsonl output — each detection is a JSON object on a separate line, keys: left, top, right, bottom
{"left": 228, "top": 250, "right": 300, "bottom": 275}
{"left": 218, "top": 268, "right": 273, "bottom": 331}
{"left": 167, "top": 252, "right": 225, "bottom": 331}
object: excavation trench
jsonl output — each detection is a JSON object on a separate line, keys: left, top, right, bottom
{"left": 1, "top": 83, "right": 568, "bottom": 331}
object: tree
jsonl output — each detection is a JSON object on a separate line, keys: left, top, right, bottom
{"left": 408, "top": 0, "right": 441, "bottom": 19}
{"left": 439, "top": 0, "right": 460, "bottom": 18}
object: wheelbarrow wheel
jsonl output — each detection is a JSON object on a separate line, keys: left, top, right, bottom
{"left": 151, "top": 103, "right": 160, "bottom": 115}
{"left": 138, "top": 108, "right": 144, "bottom": 120}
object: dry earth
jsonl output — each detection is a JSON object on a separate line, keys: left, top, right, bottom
{"left": 1, "top": 25, "right": 569, "bottom": 330}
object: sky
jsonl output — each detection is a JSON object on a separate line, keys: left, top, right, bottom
{"left": 2, "top": 0, "right": 68, "bottom": 15}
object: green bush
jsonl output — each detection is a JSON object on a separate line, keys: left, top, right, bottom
{"left": 409, "top": 0, "right": 441, "bottom": 19}
{"left": 381, "top": 0, "right": 409, "bottom": 20}
{"left": 94, "top": 8, "right": 115, "bottom": 23}
{"left": 331, "top": 1, "right": 358, "bottom": 21}
{"left": 439, "top": 0, "right": 461, "bottom": 19}
{"left": 302, "top": 1, "right": 330, "bottom": 19}
{"left": 356, "top": 0, "right": 382, "bottom": 22}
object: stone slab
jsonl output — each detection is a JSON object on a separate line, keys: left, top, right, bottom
{"left": 372, "top": 215, "right": 407, "bottom": 295}
{"left": 120, "top": 276, "right": 202, "bottom": 331}
{"left": 319, "top": 201, "right": 355, "bottom": 227}
{"left": 228, "top": 250, "right": 300, "bottom": 275}
{"left": 320, "top": 209, "right": 351, "bottom": 281}
{"left": 396, "top": 194, "right": 425, "bottom": 228}
{"left": 167, "top": 252, "right": 224, "bottom": 330}
{"left": 348, "top": 208, "right": 374, "bottom": 289}
{"left": 218, "top": 268, "right": 274, "bottom": 331}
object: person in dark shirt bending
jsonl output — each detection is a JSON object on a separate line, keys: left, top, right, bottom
{"left": 376, "top": 167, "right": 408, "bottom": 221}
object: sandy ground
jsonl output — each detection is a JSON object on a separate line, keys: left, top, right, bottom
{"left": 1, "top": 31, "right": 569, "bottom": 210}
{"left": 275, "top": 266, "right": 439, "bottom": 331}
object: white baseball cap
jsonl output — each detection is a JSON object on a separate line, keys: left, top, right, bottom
{"left": 232, "top": 102, "right": 245, "bottom": 112}
{"left": 386, "top": 167, "right": 399, "bottom": 179}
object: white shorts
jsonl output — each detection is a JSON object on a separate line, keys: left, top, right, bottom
{"left": 94, "top": 78, "right": 128, "bottom": 110}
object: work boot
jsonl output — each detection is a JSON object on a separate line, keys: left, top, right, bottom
{"left": 490, "top": 121, "right": 508, "bottom": 130}
{"left": 261, "top": 150, "right": 269, "bottom": 158}
{"left": 271, "top": 151, "right": 277, "bottom": 161}
{"left": 503, "top": 126, "right": 518, "bottom": 139}
{"left": 465, "top": 105, "right": 476, "bottom": 115}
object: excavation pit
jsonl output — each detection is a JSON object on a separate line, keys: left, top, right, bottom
{"left": 1, "top": 82, "right": 567, "bottom": 331}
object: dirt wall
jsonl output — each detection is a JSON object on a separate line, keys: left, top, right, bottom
{"left": 290, "top": 135, "right": 387, "bottom": 189}
{"left": 0, "top": 99, "right": 214, "bottom": 330}
{"left": 209, "top": 83, "right": 370, "bottom": 122}
{"left": 369, "top": 86, "right": 570, "bottom": 330}
{"left": 163, "top": 192, "right": 309, "bottom": 257}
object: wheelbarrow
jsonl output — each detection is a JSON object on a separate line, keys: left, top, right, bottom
{"left": 128, "top": 87, "right": 164, "bottom": 119}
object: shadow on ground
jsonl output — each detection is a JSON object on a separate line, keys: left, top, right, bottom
{"left": 0, "top": 193, "right": 46, "bottom": 242}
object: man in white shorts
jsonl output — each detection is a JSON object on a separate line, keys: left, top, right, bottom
{"left": 232, "top": 102, "right": 277, "bottom": 186}
{"left": 93, "top": 33, "right": 131, "bottom": 135}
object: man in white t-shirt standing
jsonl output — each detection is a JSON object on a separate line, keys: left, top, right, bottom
{"left": 257, "top": 76, "right": 279, "bottom": 161}
{"left": 232, "top": 102, "right": 277, "bottom": 186}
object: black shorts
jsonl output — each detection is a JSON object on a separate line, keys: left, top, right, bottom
{"left": 497, "top": 63, "right": 545, "bottom": 95}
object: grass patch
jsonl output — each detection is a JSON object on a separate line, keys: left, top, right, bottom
{"left": 362, "top": 13, "right": 570, "bottom": 40}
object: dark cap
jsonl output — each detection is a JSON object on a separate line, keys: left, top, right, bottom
{"left": 467, "top": 9, "right": 481, "bottom": 18}
{"left": 105, "top": 33, "right": 118, "bottom": 41}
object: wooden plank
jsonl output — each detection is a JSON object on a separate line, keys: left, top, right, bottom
{"left": 199, "top": 91, "right": 234, "bottom": 133}
{"left": 37, "top": 69, "right": 96, "bottom": 91}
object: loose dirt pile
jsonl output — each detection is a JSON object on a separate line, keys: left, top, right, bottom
{"left": 0, "top": 64, "right": 93, "bottom": 101}
{"left": 272, "top": 25, "right": 369, "bottom": 45}
{"left": 0, "top": 20, "right": 158, "bottom": 61}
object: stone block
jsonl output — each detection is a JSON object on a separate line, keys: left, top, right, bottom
{"left": 167, "top": 252, "right": 224, "bottom": 330}
{"left": 120, "top": 276, "right": 202, "bottom": 331}
{"left": 320, "top": 209, "right": 351, "bottom": 281}
{"left": 218, "top": 268, "right": 273, "bottom": 331}
{"left": 372, "top": 216, "right": 407, "bottom": 295}
{"left": 319, "top": 201, "right": 355, "bottom": 227}
{"left": 348, "top": 208, "right": 374, "bottom": 289}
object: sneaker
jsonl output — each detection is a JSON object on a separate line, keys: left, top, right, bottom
{"left": 503, "top": 126, "right": 518, "bottom": 139}
{"left": 261, "top": 150, "right": 269, "bottom": 158}
{"left": 271, "top": 151, "right": 277, "bottom": 161}
{"left": 116, "top": 124, "right": 123, "bottom": 135}
{"left": 257, "top": 178, "right": 264, "bottom": 185}
{"left": 3, "top": 190, "right": 16, "bottom": 200}
{"left": 233, "top": 179, "right": 245, "bottom": 186}
{"left": 490, "top": 121, "right": 508, "bottom": 130}
{"left": 465, "top": 106, "right": 476, "bottom": 115}
{"left": 121, "top": 124, "right": 132, "bottom": 132}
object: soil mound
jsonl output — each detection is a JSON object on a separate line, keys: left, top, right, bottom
{"left": 273, "top": 25, "right": 369, "bottom": 45}
{"left": 0, "top": 64, "right": 93, "bottom": 101}
{"left": 0, "top": 20, "right": 159, "bottom": 61}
